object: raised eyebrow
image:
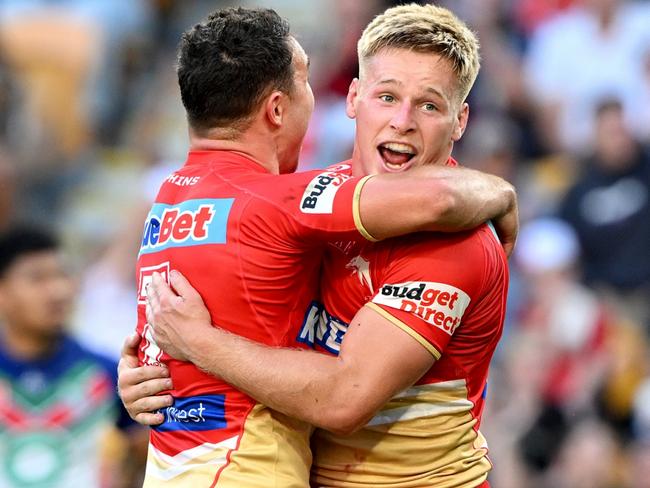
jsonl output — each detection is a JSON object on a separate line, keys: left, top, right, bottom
{"left": 424, "top": 86, "right": 445, "bottom": 99}
{"left": 377, "top": 78, "right": 402, "bottom": 87}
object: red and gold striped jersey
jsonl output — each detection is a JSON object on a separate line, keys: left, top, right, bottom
{"left": 301, "top": 222, "right": 508, "bottom": 487}
{"left": 135, "top": 152, "right": 372, "bottom": 487}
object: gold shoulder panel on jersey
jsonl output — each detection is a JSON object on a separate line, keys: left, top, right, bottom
{"left": 365, "top": 302, "right": 442, "bottom": 359}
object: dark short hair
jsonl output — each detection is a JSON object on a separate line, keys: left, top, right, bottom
{"left": 0, "top": 226, "right": 58, "bottom": 277}
{"left": 177, "top": 7, "right": 294, "bottom": 133}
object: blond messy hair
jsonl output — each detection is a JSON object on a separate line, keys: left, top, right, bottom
{"left": 358, "top": 3, "right": 480, "bottom": 103}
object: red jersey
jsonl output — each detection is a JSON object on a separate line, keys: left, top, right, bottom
{"left": 300, "top": 226, "right": 508, "bottom": 487}
{"left": 135, "top": 151, "right": 373, "bottom": 487}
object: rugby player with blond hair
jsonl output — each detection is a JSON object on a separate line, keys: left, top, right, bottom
{"left": 123, "top": 4, "right": 510, "bottom": 487}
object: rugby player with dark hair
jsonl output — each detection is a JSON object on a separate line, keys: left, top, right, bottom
{"left": 119, "top": 6, "right": 515, "bottom": 487}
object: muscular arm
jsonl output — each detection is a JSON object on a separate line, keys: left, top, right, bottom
{"left": 147, "top": 272, "right": 433, "bottom": 435}
{"left": 360, "top": 165, "right": 518, "bottom": 255}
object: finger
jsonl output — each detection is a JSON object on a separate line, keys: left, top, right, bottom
{"left": 502, "top": 227, "right": 517, "bottom": 257}
{"left": 130, "top": 394, "right": 174, "bottom": 416}
{"left": 120, "top": 332, "right": 141, "bottom": 362}
{"left": 498, "top": 233, "right": 515, "bottom": 258}
{"left": 169, "top": 270, "right": 202, "bottom": 302}
{"left": 145, "top": 299, "right": 154, "bottom": 325}
{"left": 123, "top": 331, "right": 141, "bottom": 350}
{"left": 118, "top": 365, "right": 170, "bottom": 390}
{"left": 134, "top": 411, "right": 166, "bottom": 426}
{"left": 120, "top": 377, "right": 173, "bottom": 404}
{"left": 502, "top": 241, "right": 514, "bottom": 258}
{"left": 495, "top": 225, "right": 514, "bottom": 257}
{"left": 152, "top": 272, "right": 184, "bottom": 308}
{"left": 118, "top": 356, "right": 139, "bottom": 374}
{"left": 494, "top": 215, "right": 517, "bottom": 258}
{"left": 146, "top": 280, "right": 159, "bottom": 311}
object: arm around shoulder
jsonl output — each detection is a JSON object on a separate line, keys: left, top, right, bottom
{"left": 183, "top": 305, "right": 435, "bottom": 435}
{"left": 358, "top": 166, "right": 517, "bottom": 253}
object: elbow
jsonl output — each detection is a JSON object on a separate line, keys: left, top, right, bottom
{"left": 491, "top": 176, "right": 517, "bottom": 214}
{"left": 504, "top": 182, "right": 518, "bottom": 211}
{"left": 316, "top": 403, "right": 374, "bottom": 436}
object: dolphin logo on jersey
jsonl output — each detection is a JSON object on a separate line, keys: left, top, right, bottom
{"left": 346, "top": 255, "right": 373, "bottom": 293}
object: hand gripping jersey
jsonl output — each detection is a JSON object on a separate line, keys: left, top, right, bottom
{"left": 136, "top": 151, "right": 372, "bottom": 487}
{"left": 300, "top": 225, "right": 508, "bottom": 488}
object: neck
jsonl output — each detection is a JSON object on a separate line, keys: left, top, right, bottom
{"left": 189, "top": 125, "right": 281, "bottom": 175}
{"left": 1, "top": 323, "right": 59, "bottom": 361}
{"left": 351, "top": 146, "right": 364, "bottom": 177}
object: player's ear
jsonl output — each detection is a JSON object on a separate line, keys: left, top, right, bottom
{"left": 452, "top": 102, "right": 469, "bottom": 142}
{"left": 346, "top": 78, "right": 359, "bottom": 119}
{"left": 265, "top": 90, "right": 285, "bottom": 128}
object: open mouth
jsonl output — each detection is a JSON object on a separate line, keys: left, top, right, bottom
{"left": 378, "top": 142, "right": 417, "bottom": 171}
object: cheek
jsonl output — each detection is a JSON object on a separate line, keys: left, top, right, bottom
{"left": 307, "top": 85, "right": 315, "bottom": 112}
{"left": 361, "top": 105, "right": 388, "bottom": 130}
{"left": 423, "top": 124, "right": 452, "bottom": 149}
{"left": 3, "top": 292, "right": 39, "bottom": 321}
{"left": 356, "top": 117, "right": 378, "bottom": 147}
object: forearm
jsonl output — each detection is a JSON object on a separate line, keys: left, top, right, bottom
{"left": 426, "top": 166, "right": 516, "bottom": 230}
{"left": 185, "top": 327, "right": 367, "bottom": 433}
{"left": 360, "top": 165, "right": 516, "bottom": 239}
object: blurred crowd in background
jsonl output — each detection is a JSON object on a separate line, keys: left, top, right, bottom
{"left": 0, "top": 0, "right": 649, "bottom": 486}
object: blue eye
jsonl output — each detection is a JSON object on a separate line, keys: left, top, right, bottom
{"left": 422, "top": 103, "right": 436, "bottom": 111}
{"left": 380, "top": 94, "right": 395, "bottom": 103}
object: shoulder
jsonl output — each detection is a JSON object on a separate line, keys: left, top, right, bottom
{"left": 378, "top": 224, "right": 500, "bottom": 261}
{"left": 371, "top": 225, "right": 506, "bottom": 287}
{"left": 239, "top": 164, "right": 363, "bottom": 235}
{"left": 244, "top": 163, "right": 354, "bottom": 206}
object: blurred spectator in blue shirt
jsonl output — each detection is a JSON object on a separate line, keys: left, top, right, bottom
{"left": 0, "top": 225, "right": 147, "bottom": 487}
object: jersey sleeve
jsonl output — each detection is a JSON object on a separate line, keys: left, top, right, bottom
{"left": 268, "top": 164, "right": 378, "bottom": 243}
{"left": 365, "top": 231, "right": 488, "bottom": 359}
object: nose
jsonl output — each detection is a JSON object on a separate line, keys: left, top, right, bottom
{"left": 389, "top": 103, "right": 415, "bottom": 134}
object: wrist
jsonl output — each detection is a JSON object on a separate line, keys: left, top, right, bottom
{"left": 185, "top": 322, "right": 216, "bottom": 367}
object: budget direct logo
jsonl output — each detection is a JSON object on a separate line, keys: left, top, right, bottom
{"left": 300, "top": 170, "right": 351, "bottom": 214}
{"left": 372, "top": 281, "right": 471, "bottom": 335}
{"left": 139, "top": 198, "right": 234, "bottom": 255}
{"left": 153, "top": 395, "right": 226, "bottom": 432}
